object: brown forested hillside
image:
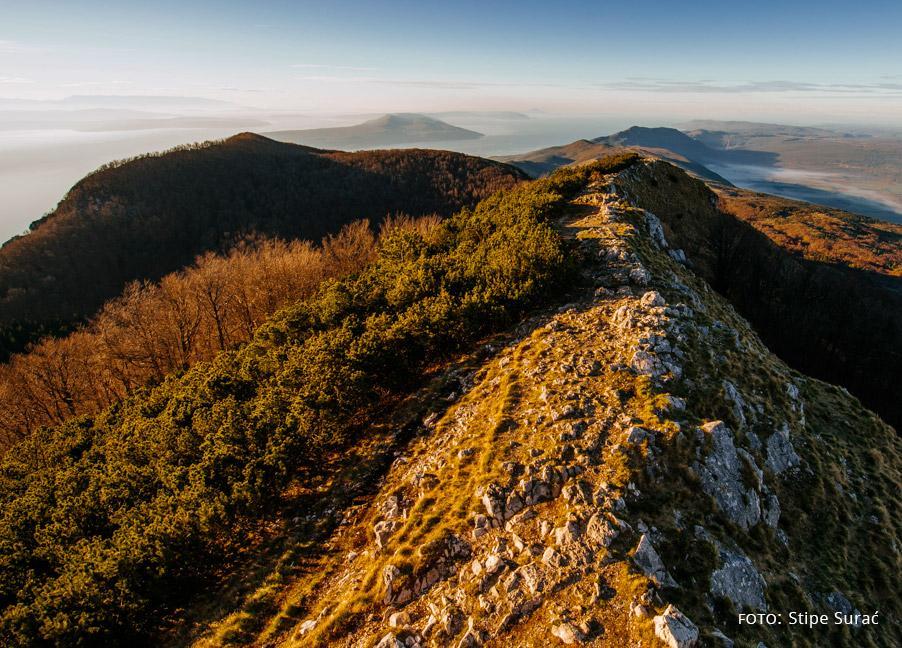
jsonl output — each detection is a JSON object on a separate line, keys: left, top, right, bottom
{"left": 0, "top": 133, "right": 525, "bottom": 357}
{"left": 715, "top": 186, "right": 902, "bottom": 276}
{"left": 0, "top": 219, "right": 429, "bottom": 446}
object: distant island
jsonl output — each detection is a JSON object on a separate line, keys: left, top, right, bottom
{"left": 267, "top": 113, "right": 483, "bottom": 149}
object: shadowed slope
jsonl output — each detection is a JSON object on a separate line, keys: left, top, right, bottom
{"left": 615, "top": 160, "right": 902, "bottom": 429}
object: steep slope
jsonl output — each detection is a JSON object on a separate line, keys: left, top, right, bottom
{"left": 0, "top": 134, "right": 524, "bottom": 357}
{"left": 198, "top": 161, "right": 899, "bottom": 648}
{"left": 715, "top": 186, "right": 901, "bottom": 276}
{"left": 612, "top": 161, "right": 902, "bottom": 430}
{"left": 267, "top": 114, "right": 484, "bottom": 149}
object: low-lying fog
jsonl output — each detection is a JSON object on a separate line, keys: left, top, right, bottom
{"left": 707, "top": 163, "right": 902, "bottom": 223}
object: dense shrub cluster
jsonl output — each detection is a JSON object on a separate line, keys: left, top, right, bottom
{"left": 0, "top": 155, "right": 636, "bottom": 645}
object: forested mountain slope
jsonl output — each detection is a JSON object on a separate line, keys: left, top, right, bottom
{"left": 0, "top": 221, "right": 393, "bottom": 446}
{"left": 0, "top": 133, "right": 525, "bottom": 357}
{"left": 0, "top": 156, "right": 621, "bottom": 646}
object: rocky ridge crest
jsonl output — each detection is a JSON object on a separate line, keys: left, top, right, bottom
{"left": 268, "top": 160, "right": 899, "bottom": 648}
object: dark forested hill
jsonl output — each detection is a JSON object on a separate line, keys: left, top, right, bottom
{"left": 0, "top": 133, "right": 525, "bottom": 357}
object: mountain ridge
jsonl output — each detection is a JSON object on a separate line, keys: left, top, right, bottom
{"left": 256, "top": 159, "right": 900, "bottom": 648}
{"left": 498, "top": 128, "right": 734, "bottom": 184}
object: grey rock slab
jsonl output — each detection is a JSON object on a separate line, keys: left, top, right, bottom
{"left": 653, "top": 604, "right": 699, "bottom": 648}
{"left": 693, "top": 421, "right": 762, "bottom": 529}
{"left": 710, "top": 547, "right": 767, "bottom": 611}
{"left": 766, "top": 422, "right": 801, "bottom": 474}
{"left": 632, "top": 534, "right": 677, "bottom": 587}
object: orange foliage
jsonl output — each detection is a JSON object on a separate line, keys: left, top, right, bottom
{"left": 717, "top": 188, "right": 902, "bottom": 276}
{"left": 0, "top": 219, "right": 434, "bottom": 446}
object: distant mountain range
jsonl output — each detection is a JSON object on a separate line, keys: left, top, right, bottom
{"left": 679, "top": 119, "right": 859, "bottom": 145}
{"left": 498, "top": 127, "right": 738, "bottom": 184}
{"left": 681, "top": 121, "right": 902, "bottom": 221}
{"left": 501, "top": 122, "right": 902, "bottom": 222}
{"left": 267, "top": 113, "right": 484, "bottom": 149}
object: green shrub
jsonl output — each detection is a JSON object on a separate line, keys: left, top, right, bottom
{"left": 0, "top": 155, "right": 637, "bottom": 645}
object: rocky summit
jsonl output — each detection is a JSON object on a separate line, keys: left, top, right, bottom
{"left": 256, "top": 160, "right": 900, "bottom": 648}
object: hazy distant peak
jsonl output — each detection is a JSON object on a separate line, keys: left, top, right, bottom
{"left": 596, "top": 125, "right": 698, "bottom": 145}
{"left": 592, "top": 126, "right": 729, "bottom": 168}
{"left": 266, "top": 112, "right": 483, "bottom": 149}
{"left": 364, "top": 113, "right": 450, "bottom": 127}
{"left": 224, "top": 131, "right": 278, "bottom": 144}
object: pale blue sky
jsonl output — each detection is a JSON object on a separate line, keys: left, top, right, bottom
{"left": 2, "top": 0, "right": 901, "bottom": 120}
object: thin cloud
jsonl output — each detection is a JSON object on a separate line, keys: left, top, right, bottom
{"left": 295, "top": 75, "right": 568, "bottom": 90}
{"left": 599, "top": 78, "right": 902, "bottom": 95}
{"left": 291, "top": 63, "right": 379, "bottom": 71}
{"left": 60, "top": 80, "right": 133, "bottom": 88}
{"left": 371, "top": 78, "right": 565, "bottom": 90}
{"left": 217, "top": 87, "right": 264, "bottom": 93}
{"left": 295, "top": 75, "right": 375, "bottom": 83}
{"left": 0, "top": 76, "right": 34, "bottom": 84}
{"left": 0, "top": 39, "right": 42, "bottom": 54}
